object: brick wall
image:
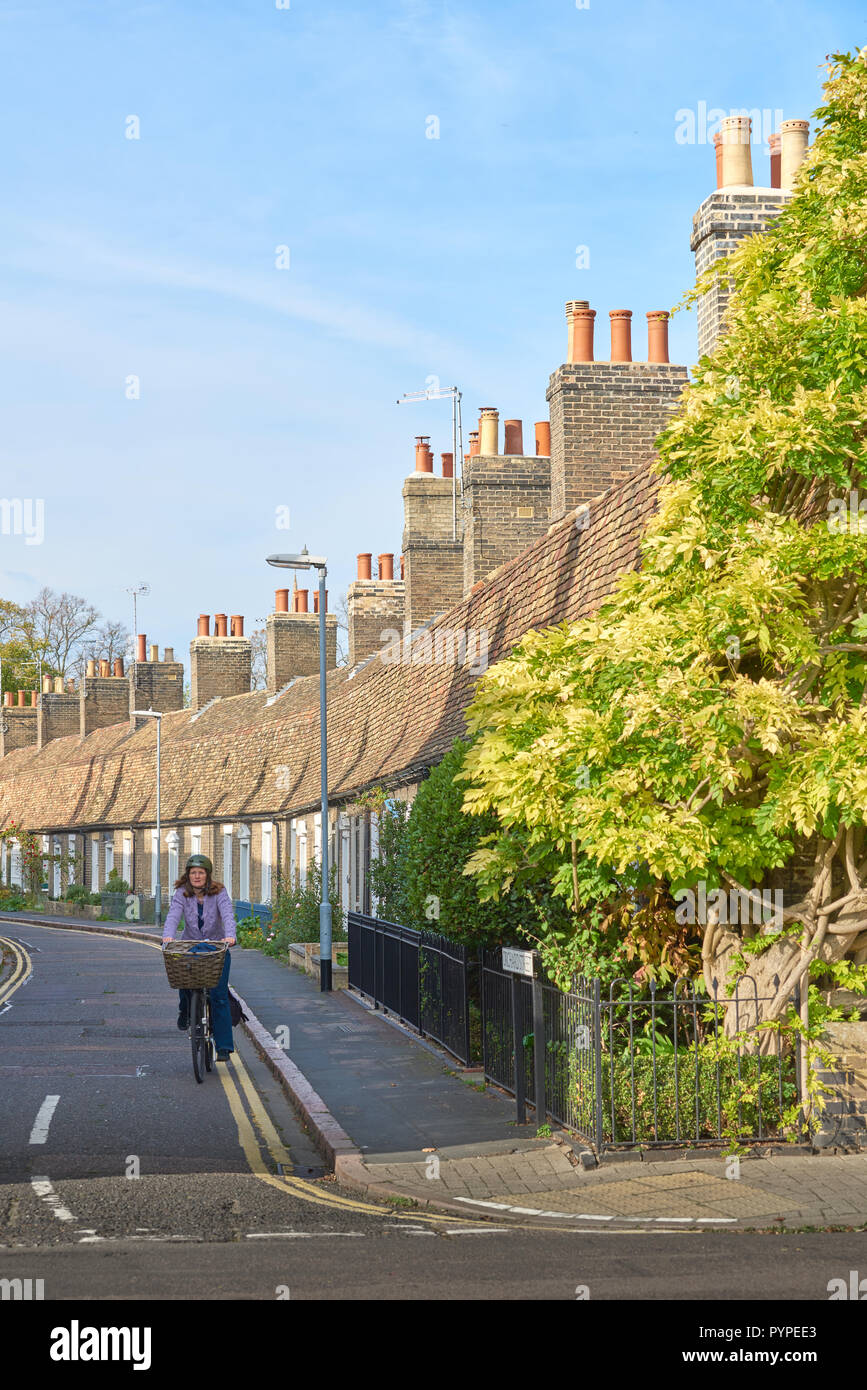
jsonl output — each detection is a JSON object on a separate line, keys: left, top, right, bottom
{"left": 690, "top": 189, "right": 790, "bottom": 358}
{"left": 1, "top": 708, "right": 37, "bottom": 756}
{"left": 402, "top": 473, "right": 463, "bottom": 630}
{"left": 461, "top": 454, "right": 551, "bottom": 592}
{"left": 80, "top": 677, "right": 131, "bottom": 739}
{"left": 190, "top": 637, "right": 252, "bottom": 710}
{"left": 404, "top": 540, "right": 464, "bottom": 631}
{"left": 131, "top": 659, "right": 185, "bottom": 715}
{"left": 546, "top": 362, "right": 689, "bottom": 518}
{"left": 265, "top": 614, "right": 338, "bottom": 692}
{"left": 348, "top": 580, "right": 406, "bottom": 666}
{"left": 37, "top": 693, "right": 80, "bottom": 749}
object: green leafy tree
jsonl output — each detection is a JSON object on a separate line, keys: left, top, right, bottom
{"left": 460, "top": 49, "right": 867, "bottom": 1050}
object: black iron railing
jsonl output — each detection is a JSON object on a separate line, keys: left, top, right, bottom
{"left": 350, "top": 917, "right": 804, "bottom": 1148}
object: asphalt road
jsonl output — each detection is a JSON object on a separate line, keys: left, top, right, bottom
{"left": 1, "top": 923, "right": 864, "bottom": 1303}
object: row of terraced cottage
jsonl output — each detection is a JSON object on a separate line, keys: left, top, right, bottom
{"left": 0, "top": 118, "right": 811, "bottom": 920}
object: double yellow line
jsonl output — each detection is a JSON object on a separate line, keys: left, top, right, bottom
{"left": 0, "top": 936, "right": 32, "bottom": 1008}
{"left": 0, "top": 923, "right": 471, "bottom": 1226}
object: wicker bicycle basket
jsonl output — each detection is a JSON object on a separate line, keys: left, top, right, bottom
{"left": 163, "top": 942, "right": 227, "bottom": 989}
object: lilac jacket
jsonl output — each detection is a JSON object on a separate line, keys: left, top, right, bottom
{"left": 162, "top": 888, "right": 237, "bottom": 943}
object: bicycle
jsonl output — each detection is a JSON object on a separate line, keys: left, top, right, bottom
{"left": 163, "top": 940, "right": 229, "bottom": 1083}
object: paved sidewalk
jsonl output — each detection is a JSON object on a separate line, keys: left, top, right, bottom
{"left": 5, "top": 912, "right": 867, "bottom": 1230}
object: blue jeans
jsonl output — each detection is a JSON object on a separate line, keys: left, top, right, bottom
{"left": 178, "top": 947, "right": 233, "bottom": 1053}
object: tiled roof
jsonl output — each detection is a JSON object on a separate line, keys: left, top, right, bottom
{"left": 0, "top": 460, "right": 660, "bottom": 831}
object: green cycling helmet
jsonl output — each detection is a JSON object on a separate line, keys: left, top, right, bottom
{"left": 185, "top": 854, "right": 213, "bottom": 875}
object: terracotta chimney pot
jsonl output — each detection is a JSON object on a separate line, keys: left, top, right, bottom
{"left": 769, "top": 132, "right": 781, "bottom": 189}
{"left": 85, "top": 661, "right": 95, "bottom": 679}
{"left": 502, "top": 420, "right": 523, "bottom": 455}
{"left": 17, "top": 690, "right": 25, "bottom": 706}
{"left": 136, "top": 634, "right": 147, "bottom": 661}
{"left": 3, "top": 691, "right": 12, "bottom": 706}
{"left": 357, "top": 553, "right": 372, "bottom": 581}
{"left": 113, "top": 658, "right": 124, "bottom": 677}
{"left": 478, "top": 408, "right": 499, "bottom": 456}
{"left": 312, "top": 591, "right": 328, "bottom": 613}
{"left": 469, "top": 431, "right": 480, "bottom": 457}
{"left": 400, "top": 554, "right": 405, "bottom": 580}
{"left": 713, "top": 131, "right": 723, "bottom": 189}
{"left": 441, "top": 452, "right": 454, "bottom": 478}
{"left": 566, "top": 301, "right": 595, "bottom": 362}
{"left": 780, "top": 119, "right": 809, "bottom": 190}
{"left": 535, "top": 421, "right": 551, "bottom": 456}
{"left": 415, "top": 436, "right": 433, "bottom": 473}
{"left": 646, "top": 311, "right": 670, "bottom": 364}
{"left": 275, "top": 590, "right": 289, "bottom": 613}
{"left": 197, "top": 615, "right": 210, "bottom": 637}
{"left": 719, "top": 115, "right": 753, "bottom": 186}
{"left": 31, "top": 690, "right": 39, "bottom": 706}
{"left": 378, "top": 553, "right": 394, "bottom": 581}
{"left": 230, "top": 615, "right": 244, "bottom": 636}
{"left": 214, "top": 613, "right": 228, "bottom": 637}
{"left": 609, "top": 310, "right": 633, "bottom": 363}
{"left": 99, "top": 659, "right": 110, "bottom": 677}
{"left": 295, "top": 589, "right": 309, "bottom": 614}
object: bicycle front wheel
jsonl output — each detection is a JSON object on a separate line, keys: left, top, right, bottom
{"left": 190, "top": 990, "right": 206, "bottom": 1083}
{"left": 204, "top": 994, "right": 214, "bottom": 1072}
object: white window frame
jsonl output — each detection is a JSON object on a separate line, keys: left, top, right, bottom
{"left": 222, "top": 824, "right": 233, "bottom": 898}
{"left": 122, "top": 832, "right": 132, "bottom": 888}
{"left": 289, "top": 819, "right": 298, "bottom": 888}
{"left": 10, "top": 838, "right": 22, "bottom": 888}
{"left": 167, "top": 830, "right": 180, "bottom": 890}
{"left": 190, "top": 826, "right": 202, "bottom": 857}
{"left": 91, "top": 834, "right": 100, "bottom": 893}
{"left": 238, "top": 824, "right": 251, "bottom": 902}
{"left": 67, "top": 834, "right": 76, "bottom": 887}
{"left": 369, "top": 813, "right": 380, "bottom": 915}
{"left": 52, "top": 839, "right": 62, "bottom": 897}
{"left": 313, "top": 812, "right": 322, "bottom": 868}
{"left": 339, "top": 814, "right": 351, "bottom": 914}
{"left": 150, "top": 829, "right": 159, "bottom": 896}
{"left": 104, "top": 837, "right": 114, "bottom": 882}
{"left": 261, "top": 822, "right": 273, "bottom": 904}
{"left": 297, "top": 819, "right": 308, "bottom": 889}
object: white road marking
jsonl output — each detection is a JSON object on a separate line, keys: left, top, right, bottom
{"left": 245, "top": 1231, "right": 366, "bottom": 1239}
{"left": 442, "top": 1227, "right": 510, "bottom": 1235}
{"left": 31, "top": 1176, "right": 75, "bottom": 1222}
{"left": 0, "top": 1005, "right": 11, "bottom": 1017}
{"left": 453, "top": 1196, "right": 737, "bottom": 1224}
{"left": 29, "top": 1094, "right": 60, "bottom": 1144}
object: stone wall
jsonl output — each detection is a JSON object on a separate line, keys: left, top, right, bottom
{"left": 80, "top": 677, "right": 131, "bottom": 739}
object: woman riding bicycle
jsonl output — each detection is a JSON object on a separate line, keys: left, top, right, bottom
{"left": 162, "top": 854, "right": 237, "bottom": 1061}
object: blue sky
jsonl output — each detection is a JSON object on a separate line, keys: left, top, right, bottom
{"left": 0, "top": 0, "right": 862, "bottom": 666}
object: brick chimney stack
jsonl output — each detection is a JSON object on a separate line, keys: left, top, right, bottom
{"left": 130, "top": 631, "right": 184, "bottom": 719}
{"left": 547, "top": 297, "right": 688, "bottom": 518}
{"left": 347, "top": 549, "right": 405, "bottom": 667}
{"left": 691, "top": 112, "right": 806, "bottom": 357}
{"left": 265, "top": 588, "right": 337, "bottom": 694}
{"left": 402, "top": 433, "right": 463, "bottom": 631}
{"left": 189, "top": 610, "right": 252, "bottom": 711}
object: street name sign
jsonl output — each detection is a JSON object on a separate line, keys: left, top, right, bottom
{"left": 502, "top": 947, "right": 535, "bottom": 976}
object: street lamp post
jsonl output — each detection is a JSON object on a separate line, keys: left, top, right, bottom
{"left": 267, "top": 548, "right": 332, "bottom": 990}
{"left": 131, "top": 710, "right": 162, "bottom": 930}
